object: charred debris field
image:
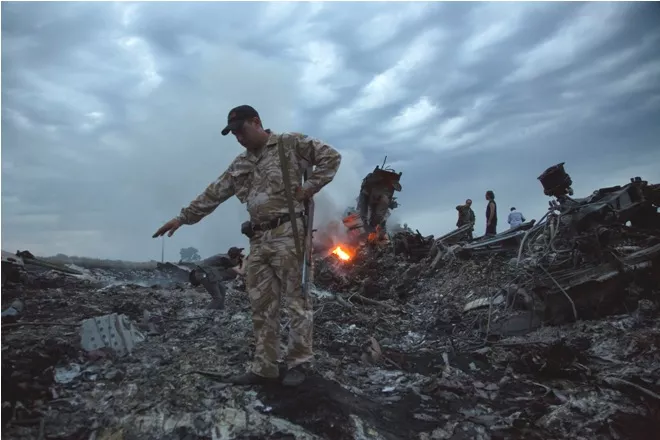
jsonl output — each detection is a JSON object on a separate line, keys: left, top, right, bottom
{"left": 2, "top": 167, "right": 660, "bottom": 440}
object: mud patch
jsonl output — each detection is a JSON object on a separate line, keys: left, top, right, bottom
{"left": 259, "top": 375, "right": 436, "bottom": 440}
{"left": 2, "top": 337, "right": 78, "bottom": 423}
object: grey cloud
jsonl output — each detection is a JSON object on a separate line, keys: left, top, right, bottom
{"left": 2, "top": 2, "right": 659, "bottom": 260}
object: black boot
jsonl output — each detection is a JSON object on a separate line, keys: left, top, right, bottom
{"left": 281, "top": 364, "right": 311, "bottom": 387}
{"left": 207, "top": 296, "right": 225, "bottom": 310}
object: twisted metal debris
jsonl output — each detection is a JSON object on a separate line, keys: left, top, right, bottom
{"left": 2, "top": 164, "right": 659, "bottom": 439}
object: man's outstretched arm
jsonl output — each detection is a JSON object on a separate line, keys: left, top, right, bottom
{"left": 178, "top": 171, "right": 236, "bottom": 225}
{"left": 153, "top": 170, "right": 236, "bottom": 238}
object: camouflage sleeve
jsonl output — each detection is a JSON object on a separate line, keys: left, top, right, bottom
{"left": 293, "top": 133, "right": 342, "bottom": 195}
{"left": 177, "top": 169, "right": 236, "bottom": 225}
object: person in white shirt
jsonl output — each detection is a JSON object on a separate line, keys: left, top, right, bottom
{"left": 507, "top": 207, "right": 526, "bottom": 228}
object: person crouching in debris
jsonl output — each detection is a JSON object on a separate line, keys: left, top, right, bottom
{"left": 507, "top": 207, "right": 526, "bottom": 229}
{"left": 485, "top": 190, "right": 498, "bottom": 236}
{"left": 455, "top": 199, "right": 476, "bottom": 240}
{"left": 189, "top": 247, "right": 246, "bottom": 309}
{"left": 153, "top": 105, "right": 341, "bottom": 387}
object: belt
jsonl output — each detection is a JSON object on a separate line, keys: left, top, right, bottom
{"left": 252, "top": 212, "right": 304, "bottom": 233}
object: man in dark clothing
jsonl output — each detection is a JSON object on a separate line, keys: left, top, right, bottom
{"left": 455, "top": 199, "right": 476, "bottom": 240}
{"left": 485, "top": 190, "right": 497, "bottom": 236}
{"left": 189, "top": 246, "right": 246, "bottom": 309}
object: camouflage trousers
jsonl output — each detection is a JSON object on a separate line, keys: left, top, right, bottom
{"left": 246, "top": 218, "right": 313, "bottom": 378}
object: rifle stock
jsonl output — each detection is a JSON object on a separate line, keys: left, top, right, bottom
{"left": 302, "top": 164, "right": 315, "bottom": 298}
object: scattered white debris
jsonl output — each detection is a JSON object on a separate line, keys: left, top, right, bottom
{"left": 80, "top": 313, "right": 145, "bottom": 357}
{"left": 54, "top": 363, "right": 82, "bottom": 384}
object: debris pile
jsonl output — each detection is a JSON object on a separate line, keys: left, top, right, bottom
{"left": 392, "top": 230, "right": 435, "bottom": 262}
{"left": 2, "top": 167, "right": 660, "bottom": 440}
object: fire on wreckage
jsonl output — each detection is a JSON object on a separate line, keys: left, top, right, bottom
{"left": 2, "top": 162, "right": 660, "bottom": 440}
{"left": 314, "top": 158, "right": 403, "bottom": 262}
{"left": 325, "top": 162, "right": 659, "bottom": 323}
{"left": 318, "top": 162, "right": 659, "bottom": 356}
{"left": 344, "top": 157, "right": 403, "bottom": 245}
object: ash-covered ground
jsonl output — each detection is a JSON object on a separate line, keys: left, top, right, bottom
{"left": 2, "top": 246, "right": 659, "bottom": 440}
{"left": 2, "top": 177, "right": 660, "bottom": 440}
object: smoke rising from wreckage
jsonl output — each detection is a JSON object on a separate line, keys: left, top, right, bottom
{"left": 2, "top": 163, "right": 660, "bottom": 440}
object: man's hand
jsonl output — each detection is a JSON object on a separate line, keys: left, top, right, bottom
{"left": 153, "top": 218, "right": 182, "bottom": 238}
{"left": 232, "top": 255, "right": 248, "bottom": 276}
{"left": 294, "top": 187, "right": 312, "bottom": 202}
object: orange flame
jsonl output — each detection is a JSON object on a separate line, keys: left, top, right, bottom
{"left": 331, "top": 245, "right": 352, "bottom": 261}
{"left": 367, "top": 225, "right": 383, "bottom": 243}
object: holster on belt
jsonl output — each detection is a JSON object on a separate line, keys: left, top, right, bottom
{"left": 241, "top": 220, "right": 255, "bottom": 239}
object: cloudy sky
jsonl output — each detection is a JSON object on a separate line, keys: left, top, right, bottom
{"left": 2, "top": 1, "right": 659, "bottom": 261}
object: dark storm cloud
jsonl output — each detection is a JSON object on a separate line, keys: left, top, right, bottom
{"left": 2, "top": 1, "right": 659, "bottom": 260}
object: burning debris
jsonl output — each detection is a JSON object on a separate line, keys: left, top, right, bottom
{"left": 335, "top": 157, "right": 404, "bottom": 249}
{"left": 2, "top": 162, "right": 660, "bottom": 440}
{"left": 331, "top": 245, "right": 353, "bottom": 262}
{"left": 356, "top": 156, "right": 402, "bottom": 235}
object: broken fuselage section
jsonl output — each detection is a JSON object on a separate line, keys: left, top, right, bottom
{"left": 344, "top": 158, "right": 403, "bottom": 244}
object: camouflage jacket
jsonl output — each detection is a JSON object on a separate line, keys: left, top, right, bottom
{"left": 178, "top": 131, "right": 341, "bottom": 225}
{"left": 456, "top": 205, "right": 476, "bottom": 227}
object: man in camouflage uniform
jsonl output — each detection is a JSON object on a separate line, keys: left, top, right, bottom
{"left": 189, "top": 246, "right": 245, "bottom": 310}
{"left": 456, "top": 199, "right": 476, "bottom": 240}
{"left": 153, "top": 105, "right": 341, "bottom": 387}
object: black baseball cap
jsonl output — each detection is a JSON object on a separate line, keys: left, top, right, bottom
{"left": 221, "top": 105, "right": 260, "bottom": 136}
{"left": 228, "top": 246, "right": 245, "bottom": 257}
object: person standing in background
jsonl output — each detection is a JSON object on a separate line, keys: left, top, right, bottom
{"left": 507, "top": 207, "right": 526, "bottom": 229}
{"left": 455, "top": 199, "right": 476, "bottom": 240}
{"left": 485, "top": 190, "right": 497, "bottom": 236}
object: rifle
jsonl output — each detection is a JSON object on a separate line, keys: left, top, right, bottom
{"left": 301, "top": 168, "right": 315, "bottom": 298}
{"left": 276, "top": 136, "right": 315, "bottom": 300}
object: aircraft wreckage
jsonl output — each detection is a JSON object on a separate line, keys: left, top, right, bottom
{"left": 2, "top": 162, "right": 659, "bottom": 440}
